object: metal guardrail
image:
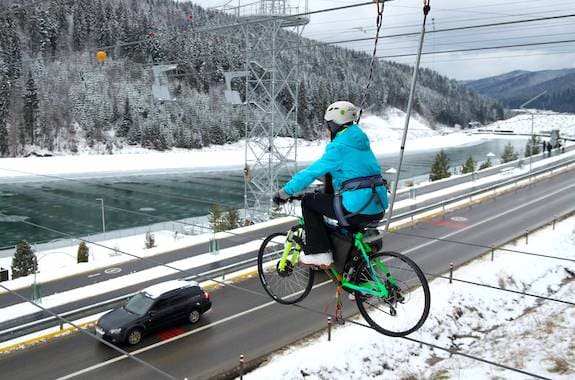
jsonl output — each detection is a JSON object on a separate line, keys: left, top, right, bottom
{"left": 386, "top": 155, "right": 575, "bottom": 226}
{"left": 1, "top": 156, "right": 574, "bottom": 342}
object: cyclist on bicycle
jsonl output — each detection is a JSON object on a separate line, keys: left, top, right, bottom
{"left": 273, "top": 101, "right": 388, "bottom": 268}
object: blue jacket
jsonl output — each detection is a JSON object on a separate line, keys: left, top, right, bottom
{"left": 284, "top": 124, "right": 388, "bottom": 215}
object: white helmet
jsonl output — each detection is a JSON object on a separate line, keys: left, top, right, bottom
{"left": 324, "top": 101, "right": 358, "bottom": 126}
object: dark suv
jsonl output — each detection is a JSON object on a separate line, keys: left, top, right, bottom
{"left": 96, "top": 279, "right": 212, "bottom": 345}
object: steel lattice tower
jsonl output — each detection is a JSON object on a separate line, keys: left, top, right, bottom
{"left": 224, "top": 1, "right": 309, "bottom": 221}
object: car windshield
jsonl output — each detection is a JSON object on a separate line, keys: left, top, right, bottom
{"left": 124, "top": 293, "right": 154, "bottom": 316}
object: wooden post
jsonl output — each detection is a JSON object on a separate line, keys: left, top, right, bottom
{"left": 239, "top": 354, "right": 245, "bottom": 380}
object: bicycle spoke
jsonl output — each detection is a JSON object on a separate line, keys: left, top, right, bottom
{"left": 355, "top": 251, "right": 430, "bottom": 337}
{"left": 257, "top": 232, "right": 314, "bottom": 304}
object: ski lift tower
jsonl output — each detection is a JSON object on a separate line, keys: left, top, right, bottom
{"left": 224, "top": 1, "right": 309, "bottom": 221}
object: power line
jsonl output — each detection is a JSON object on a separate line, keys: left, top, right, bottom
{"left": 392, "top": 230, "right": 575, "bottom": 264}
{"left": 377, "top": 38, "right": 575, "bottom": 59}
{"left": 321, "top": 13, "right": 575, "bottom": 48}
{"left": 423, "top": 269, "right": 575, "bottom": 306}
{"left": 0, "top": 281, "right": 178, "bottom": 380}
{"left": 349, "top": 30, "right": 575, "bottom": 57}
{"left": 402, "top": 335, "right": 552, "bottom": 380}
{"left": 303, "top": 2, "right": 575, "bottom": 40}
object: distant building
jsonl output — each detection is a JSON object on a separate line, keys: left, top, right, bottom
{"left": 467, "top": 121, "right": 481, "bottom": 129}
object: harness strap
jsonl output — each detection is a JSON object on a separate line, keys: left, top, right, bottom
{"left": 333, "top": 175, "right": 385, "bottom": 226}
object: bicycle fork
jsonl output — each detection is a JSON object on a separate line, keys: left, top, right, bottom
{"left": 278, "top": 227, "right": 302, "bottom": 272}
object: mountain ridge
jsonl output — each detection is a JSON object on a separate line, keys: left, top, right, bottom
{"left": 464, "top": 68, "right": 575, "bottom": 112}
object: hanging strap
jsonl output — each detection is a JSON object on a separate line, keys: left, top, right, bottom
{"left": 384, "top": 0, "right": 432, "bottom": 233}
{"left": 356, "top": 0, "right": 385, "bottom": 124}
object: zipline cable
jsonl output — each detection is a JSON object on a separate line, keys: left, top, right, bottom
{"left": 384, "top": 0, "right": 431, "bottom": 233}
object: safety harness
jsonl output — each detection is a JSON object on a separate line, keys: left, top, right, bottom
{"left": 333, "top": 174, "right": 386, "bottom": 227}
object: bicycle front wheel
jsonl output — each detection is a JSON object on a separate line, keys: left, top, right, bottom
{"left": 354, "top": 251, "right": 430, "bottom": 337}
{"left": 257, "top": 232, "right": 314, "bottom": 305}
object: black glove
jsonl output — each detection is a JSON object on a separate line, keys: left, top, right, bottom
{"left": 272, "top": 188, "right": 290, "bottom": 205}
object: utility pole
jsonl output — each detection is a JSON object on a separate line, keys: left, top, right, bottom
{"left": 96, "top": 198, "right": 106, "bottom": 233}
{"left": 519, "top": 90, "right": 547, "bottom": 175}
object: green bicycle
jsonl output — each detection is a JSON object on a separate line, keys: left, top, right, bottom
{"left": 257, "top": 207, "right": 431, "bottom": 337}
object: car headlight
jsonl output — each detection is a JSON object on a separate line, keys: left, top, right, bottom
{"left": 109, "top": 328, "right": 122, "bottom": 335}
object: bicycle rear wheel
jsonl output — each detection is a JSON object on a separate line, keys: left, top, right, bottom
{"left": 354, "top": 251, "right": 430, "bottom": 337}
{"left": 257, "top": 232, "right": 314, "bottom": 305}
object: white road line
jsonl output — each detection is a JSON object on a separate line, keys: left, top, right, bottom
{"left": 87, "top": 273, "right": 101, "bottom": 278}
{"left": 403, "top": 180, "right": 575, "bottom": 255}
{"left": 57, "top": 280, "right": 333, "bottom": 380}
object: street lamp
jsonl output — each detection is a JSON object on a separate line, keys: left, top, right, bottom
{"left": 96, "top": 198, "right": 106, "bottom": 233}
{"left": 31, "top": 251, "right": 77, "bottom": 303}
{"left": 520, "top": 90, "right": 547, "bottom": 175}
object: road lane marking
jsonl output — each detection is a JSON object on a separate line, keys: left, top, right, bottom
{"left": 87, "top": 273, "right": 101, "bottom": 278}
{"left": 403, "top": 180, "right": 575, "bottom": 255}
{"left": 57, "top": 280, "right": 333, "bottom": 380}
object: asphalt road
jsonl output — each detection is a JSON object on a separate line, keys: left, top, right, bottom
{"left": 0, "top": 165, "right": 573, "bottom": 379}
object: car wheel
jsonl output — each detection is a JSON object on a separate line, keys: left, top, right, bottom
{"left": 188, "top": 310, "right": 201, "bottom": 324}
{"left": 126, "top": 328, "right": 142, "bottom": 346}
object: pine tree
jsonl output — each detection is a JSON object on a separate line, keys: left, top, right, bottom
{"left": 429, "top": 149, "right": 451, "bottom": 181}
{"left": 223, "top": 209, "right": 240, "bottom": 230}
{"left": 72, "top": 5, "right": 88, "bottom": 51}
{"left": 501, "top": 143, "right": 519, "bottom": 163}
{"left": 77, "top": 241, "right": 89, "bottom": 263}
{"left": 524, "top": 136, "right": 541, "bottom": 158}
{"left": 117, "top": 97, "right": 133, "bottom": 137}
{"left": 0, "top": 74, "right": 10, "bottom": 157}
{"left": 208, "top": 204, "right": 224, "bottom": 232}
{"left": 23, "top": 71, "right": 39, "bottom": 146}
{"left": 11, "top": 240, "right": 37, "bottom": 279}
{"left": 461, "top": 156, "right": 476, "bottom": 174}
{"left": 0, "top": 15, "right": 22, "bottom": 79}
{"left": 479, "top": 159, "right": 492, "bottom": 170}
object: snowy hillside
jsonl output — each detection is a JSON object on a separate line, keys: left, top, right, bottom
{"left": 246, "top": 215, "right": 575, "bottom": 379}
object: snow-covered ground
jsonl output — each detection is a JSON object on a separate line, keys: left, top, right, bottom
{"left": 245, "top": 215, "right": 575, "bottom": 380}
{"left": 4, "top": 107, "right": 573, "bottom": 180}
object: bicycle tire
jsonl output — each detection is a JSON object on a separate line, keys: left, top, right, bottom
{"left": 354, "top": 251, "right": 430, "bottom": 337}
{"left": 257, "top": 232, "right": 314, "bottom": 305}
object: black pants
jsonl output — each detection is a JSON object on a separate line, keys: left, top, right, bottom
{"left": 301, "top": 193, "right": 383, "bottom": 254}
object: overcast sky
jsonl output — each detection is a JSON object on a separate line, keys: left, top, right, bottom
{"left": 190, "top": 0, "right": 575, "bottom": 80}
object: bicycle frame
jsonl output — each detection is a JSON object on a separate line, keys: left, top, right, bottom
{"left": 278, "top": 221, "right": 399, "bottom": 299}
{"left": 332, "top": 232, "right": 397, "bottom": 298}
